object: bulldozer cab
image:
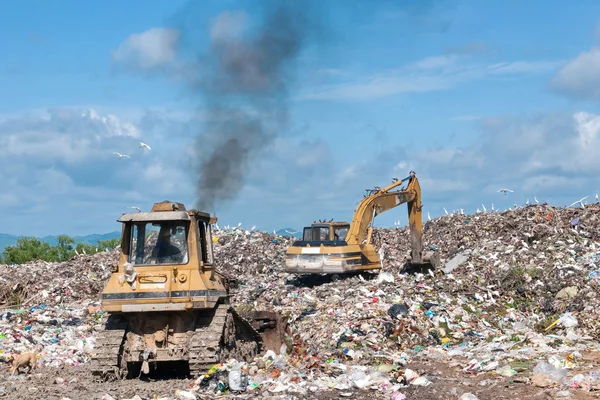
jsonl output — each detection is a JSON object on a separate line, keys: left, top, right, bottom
{"left": 120, "top": 203, "right": 215, "bottom": 270}
{"left": 295, "top": 222, "right": 350, "bottom": 247}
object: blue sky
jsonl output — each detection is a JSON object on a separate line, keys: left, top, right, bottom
{"left": 2, "top": 0, "right": 600, "bottom": 236}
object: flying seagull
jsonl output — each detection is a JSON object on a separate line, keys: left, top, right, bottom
{"left": 284, "top": 229, "right": 299, "bottom": 235}
{"left": 498, "top": 189, "right": 513, "bottom": 195}
{"left": 526, "top": 198, "right": 530, "bottom": 206}
{"left": 596, "top": 192, "right": 599, "bottom": 202}
{"left": 427, "top": 212, "right": 431, "bottom": 221}
{"left": 443, "top": 207, "right": 449, "bottom": 215}
{"left": 128, "top": 206, "right": 142, "bottom": 212}
{"left": 113, "top": 152, "right": 130, "bottom": 159}
{"left": 139, "top": 141, "right": 151, "bottom": 151}
{"left": 481, "top": 204, "right": 487, "bottom": 213}
{"left": 570, "top": 196, "right": 588, "bottom": 209}
{"left": 534, "top": 196, "right": 539, "bottom": 204}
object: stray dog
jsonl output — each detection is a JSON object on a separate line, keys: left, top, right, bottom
{"left": 7, "top": 352, "right": 38, "bottom": 375}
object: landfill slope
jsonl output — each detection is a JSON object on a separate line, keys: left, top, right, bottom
{"left": 1, "top": 204, "right": 600, "bottom": 399}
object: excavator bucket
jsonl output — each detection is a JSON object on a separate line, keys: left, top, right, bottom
{"left": 237, "top": 310, "right": 289, "bottom": 354}
{"left": 404, "top": 250, "right": 441, "bottom": 273}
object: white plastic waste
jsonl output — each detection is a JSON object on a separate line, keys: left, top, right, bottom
{"left": 228, "top": 363, "right": 248, "bottom": 392}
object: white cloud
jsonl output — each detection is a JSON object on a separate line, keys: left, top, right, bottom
{"left": 552, "top": 47, "right": 600, "bottom": 101}
{"left": 209, "top": 10, "right": 248, "bottom": 42}
{"left": 0, "top": 107, "right": 193, "bottom": 236}
{"left": 4, "top": 103, "right": 600, "bottom": 236}
{"left": 297, "top": 55, "right": 561, "bottom": 101}
{"left": 111, "top": 27, "right": 180, "bottom": 70}
{"left": 280, "top": 110, "right": 600, "bottom": 225}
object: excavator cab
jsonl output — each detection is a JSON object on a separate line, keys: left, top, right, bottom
{"left": 298, "top": 222, "right": 350, "bottom": 245}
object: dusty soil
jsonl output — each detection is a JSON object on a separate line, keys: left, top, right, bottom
{"left": 1, "top": 356, "right": 598, "bottom": 400}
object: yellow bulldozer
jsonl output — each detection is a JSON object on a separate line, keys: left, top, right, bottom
{"left": 91, "top": 201, "right": 285, "bottom": 379}
{"left": 284, "top": 171, "right": 440, "bottom": 275}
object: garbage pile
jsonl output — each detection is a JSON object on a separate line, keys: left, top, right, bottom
{"left": 0, "top": 252, "right": 115, "bottom": 372}
{"left": 1, "top": 204, "right": 600, "bottom": 398}
{"left": 208, "top": 204, "right": 600, "bottom": 397}
{"left": 0, "top": 251, "right": 118, "bottom": 307}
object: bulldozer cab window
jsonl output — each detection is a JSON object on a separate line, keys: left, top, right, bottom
{"left": 333, "top": 226, "right": 349, "bottom": 241}
{"left": 198, "top": 220, "right": 214, "bottom": 265}
{"left": 129, "top": 222, "right": 189, "bottom": 265}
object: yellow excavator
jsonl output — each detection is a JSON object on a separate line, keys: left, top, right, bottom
{"left": 284, "top": 171, "right": 440, "bottom": 274}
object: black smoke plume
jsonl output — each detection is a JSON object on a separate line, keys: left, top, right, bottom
{"left": 192, "top": 2, "right": 317, "bottom": 211}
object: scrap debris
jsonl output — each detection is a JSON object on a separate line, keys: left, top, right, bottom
{"left": 1, "top": 204, "right": 600, "bottom": 398}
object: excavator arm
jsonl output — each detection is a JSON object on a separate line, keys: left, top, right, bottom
{"left": 346, "top": 171, "right": 426, "bottom": 263}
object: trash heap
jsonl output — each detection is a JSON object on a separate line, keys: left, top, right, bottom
{"left": 2, "top": 204, "right": 600, "bottom": 398}
{"left": 0, "top": 252, "right": 116, "bottom": 369}
{"left": 0, "top": 251, "right": 118, "bottom": 307}
{"left": 208, "top": 204, "right": 600, "bottom": 397}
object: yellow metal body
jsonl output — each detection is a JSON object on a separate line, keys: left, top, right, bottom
{"left": 100, "top": 201, "right": 230, "bottom": 313}
{"left": 284, "top": 172, "right": 430, "bottom": 274}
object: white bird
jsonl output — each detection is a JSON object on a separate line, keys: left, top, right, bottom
{"left": 139, "top": 141, "right": 151, "bottom": 151}
{"left": 460, "top": 208, "right": 464, "bottom": 214}
{"left": 534, "top": 196, "right": 539, "bottom": 204}
{"left": 284, "top": 229, "right": 298, "bottom": 235}
{"left": 491, "top": 203, "right": 495, "bottom": 211}
{"left": 570, "top": 196, "right": 588, "bottom": 208}
{"left": 128, "top": 206, "right": 142, "bottom": 212}
{"left": 113, "top": 152, "right": 130, "bottom": 159}
{"left": 250, "top": 225, "right": 256, "bottom": 231}
{"left": 443, "top": 207, "right": 449, "bottom": 215}
{"left": 596, "top": 192, "right": 599, "bottom": 202}
{"left": 238, "top": 223, "right": 242, "bottom": 227}
{"left": 481, "top": 204, "right": 487, "bottom": 213}
{"left": 498, "top": 189, "right": 513, "bottom": 195}
{"left": 476, "top": 208, "right": 481, "bottom": 213}
{"left": 427, "top": 212, "right": 431, "bottom": 221}
{"left": 526, "top": 198, "right": 530, "bottom": 206}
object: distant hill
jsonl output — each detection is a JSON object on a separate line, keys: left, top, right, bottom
{"left": 0, "top": 231, "right": 121, "bottom": 254}
{"left": 276, "top": 228, "right": 302, "bottom": 238}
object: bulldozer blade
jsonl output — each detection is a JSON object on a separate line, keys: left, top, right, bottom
{"left": 236, "top": 310, "right": 289, "bottom": 355}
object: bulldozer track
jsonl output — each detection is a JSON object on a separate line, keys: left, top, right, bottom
{"left": 188, "top": 304, "right": 263, "bottom": 377}
{"left": 91, "top": 315, "right": 127, "bottom": 380}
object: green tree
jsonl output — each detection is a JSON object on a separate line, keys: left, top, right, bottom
{"left": 75, "top": 242, "right": 97, "bottom": 255}
{"left": 1, "top": 237, "right": 54, "bottom": 264}
{"left": 0, "top": 235, "right": 121, "bottom": 264}
{"left": 98, "top": 238, "right": 120, "bottom": 250}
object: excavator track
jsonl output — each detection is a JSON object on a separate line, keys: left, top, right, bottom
{"left": 188, "top": 304, "right": 263, "bottom": 377}
{"left": 90, "top": 315, "right": 128, "bottom": 380}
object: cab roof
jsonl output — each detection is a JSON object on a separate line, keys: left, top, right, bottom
{"left": 118, "top": 200, "right": 212, "bottom": 223}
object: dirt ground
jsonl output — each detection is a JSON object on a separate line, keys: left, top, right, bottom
{"left": 0, "top": 356, "right": 598, "bottom": 400}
